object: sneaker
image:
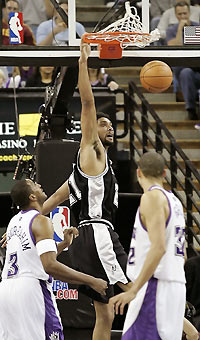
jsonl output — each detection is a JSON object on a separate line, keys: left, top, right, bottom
{"left": 194, "top": 123, "right": 200, "bottom": 130}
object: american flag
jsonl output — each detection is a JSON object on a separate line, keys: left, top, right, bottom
{"left": 184, "top": 26, "right": 200, "bottom": 44}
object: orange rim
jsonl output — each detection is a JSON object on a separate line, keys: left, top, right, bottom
{"left": 83, "top": 31, "right": 151, "bottom": 44}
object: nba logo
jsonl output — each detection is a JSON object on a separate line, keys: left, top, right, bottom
{"left": 50, "top": 206, "right": 70, "bottom": 244}
{"left": 9, "top": 12, "right": 24, "bottom": 44}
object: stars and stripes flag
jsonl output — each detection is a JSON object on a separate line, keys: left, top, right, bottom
{"left": 184, "top": 26, "right": 200, "bottom": 44}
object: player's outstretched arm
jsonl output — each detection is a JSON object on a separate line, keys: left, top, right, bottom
{"left": 78, "top": 38, "right": 99, "bottom": 147}
{"left": 32, "top": 215, "right": 107, "bottom": 295}
{"left": 42, "top": 180, "right": 70, "bottom": 216}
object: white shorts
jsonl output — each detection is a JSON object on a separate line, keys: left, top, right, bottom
{"left": 0, "top": 277, "right": 63, "bottom": 340}
{"left": 122, "top": 277, "right": 186, "bottom": 340}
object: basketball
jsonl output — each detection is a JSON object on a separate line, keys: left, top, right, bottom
{"left": 140, "top": 61, "right": 173, "bottom": 93}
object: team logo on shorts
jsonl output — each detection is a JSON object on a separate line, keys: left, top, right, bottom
{"left": 50, "top": 206, "right": 70, "bottom": 243}
{"left": 9, "top": 12, "right": 24, "bottom": 44}
{"left": 49, "top": 331, "right": 59, "bottom": 340}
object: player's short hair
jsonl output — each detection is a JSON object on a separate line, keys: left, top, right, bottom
{"left": 96, "top": 112, "right": 110, "bottom": 121}
{"left": 11, "top": 180, "right": 32, "bottom": 210}
{"left": 138, "top": 152, "right": 165, "bottom": 178}
{"left": 175, "top": 1, "right": 190, "bottom": 10}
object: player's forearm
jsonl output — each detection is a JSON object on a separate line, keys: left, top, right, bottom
{"left": 42, "top": 194, "right": 66, "bottom": 215}
{"left": 56, "top": 240, "right": 68, "bottom": 256}
{"left": 42, "top": 184, "right": 69, "bottom": 215}
{"left": 45, "top": 258, "right": 96, "bottom": 285}
{"left": 78, "top": 59, "right": 94, "bottom": 106}
{"left": 131, "top": 245, "right": 165, "bottom": 295}
{"left": 42, "top": 197, "right": 58, "bottom": 215}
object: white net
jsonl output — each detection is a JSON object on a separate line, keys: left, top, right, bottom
{"left": 87, "top": 2, "right": 160, "bottom": 48}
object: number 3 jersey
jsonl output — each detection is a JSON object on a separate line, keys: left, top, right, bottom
{"left": 2, "top": 209, "right": 49, "bottom": 281}
{"left": 127, "top": 186, "right": 186, "bottom": 284}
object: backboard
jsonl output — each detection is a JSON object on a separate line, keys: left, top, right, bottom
{"left": 68, "top": 0, "right": 150, "bottom": 46}
{"left": 0, "top": 0, "right": 200, "bottom": 67}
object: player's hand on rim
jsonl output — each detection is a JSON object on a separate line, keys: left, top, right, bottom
{"left": 79, "top": 36, "right": 91, "bottom": 63}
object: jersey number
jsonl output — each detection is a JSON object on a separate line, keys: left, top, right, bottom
{"left": 7, "top": 252, "right": 19, "bottom": 277}
{"left": 128, "top": 247, "right": 135, "bottom": 265}
{"left": 175, "top": 226, "right": 185, "bottom": 257}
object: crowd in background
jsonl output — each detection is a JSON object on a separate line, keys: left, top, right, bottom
{"left": 0, "top": 0, "right": 200, "bottom": 123}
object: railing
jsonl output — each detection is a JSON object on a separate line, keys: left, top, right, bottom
{"left": 128, "top": 81, "right": 200, "bottom": 256}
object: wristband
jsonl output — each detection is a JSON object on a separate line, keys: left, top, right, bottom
{"left": 36, "top": 239, "right": 57, "bottom": 256}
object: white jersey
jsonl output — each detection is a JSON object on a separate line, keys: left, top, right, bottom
{"left": 2, "top": 209, "right": 49, "bottom": 281}
{"left": 0, "top": 209, "right": 63, "bottom": 340}
{"left": 127, "top": 186, "right": 186, "bottom": 284}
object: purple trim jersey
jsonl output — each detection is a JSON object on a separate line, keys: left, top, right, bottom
{"left": 123, "top": 186, "right": 186, "bottom": 340}
{"left": 2, "top": 209, "right": 49, "bottom": 281}
{"left": 0, "top": 210, "right": 63, "bottom": 339}
{"left": 127, "top": 186, "right": 186, "bottom": 283}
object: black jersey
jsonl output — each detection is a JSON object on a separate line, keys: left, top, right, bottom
{"left": 68, "top": 150, "right": 118, "bottom": 226}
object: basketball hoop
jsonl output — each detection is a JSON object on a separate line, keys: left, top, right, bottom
{"left": 83, "top": 1, "right": 160, "bottom": 59}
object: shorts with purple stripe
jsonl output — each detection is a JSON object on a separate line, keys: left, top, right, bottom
{"left": 122, "top": 277, "right": 162, "bottom": 340}
{"left": 40, "top": 280, "right": 64, "bottom": 340}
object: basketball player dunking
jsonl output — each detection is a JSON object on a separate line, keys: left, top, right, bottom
{"left": 42, "top": 39, "right": 132, "bottom": 340}
{"left": 110, "top": 152, "right": 186, "bottom": 340}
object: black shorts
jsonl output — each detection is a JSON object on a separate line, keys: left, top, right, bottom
{"left": 68, "top": 220, "right": 128, "bottom": 303}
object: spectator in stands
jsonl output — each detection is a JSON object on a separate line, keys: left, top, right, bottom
{"left": 150, "top": 0, "right": 175, "bottom": 31}
{"left": 157, "top": 0, "right": 200, "bottom": 43}
{"left": 2, "top": 0, "right": 35, "bottom": 45}
{"left": 88, "top": 68, "right": 119, "bottom": 91}
{"left": 0, "top": 70, "right": 6, "bottom": 88}
{"left": 18, "top": 66, "right": 34, "bottom": 87}
{"left": 0, "top": 67, "right": 8, "bottom": 87}
{"left": 25, "top": 66, "right": 55, "bottom": 87}
{"left": 36, "top": 0, "right": 85, "bottom": 46}
{"left": 6, "top": 66, "right": 34, "bottom": 88}
{"left": 185, "top": 256, "right": 200, "bottom": 331}
{"left": 17, "top": 0, "right": 50, "bottom": 38}
{"left": 166, "top": 1, "right": 200, "bottom": 120}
